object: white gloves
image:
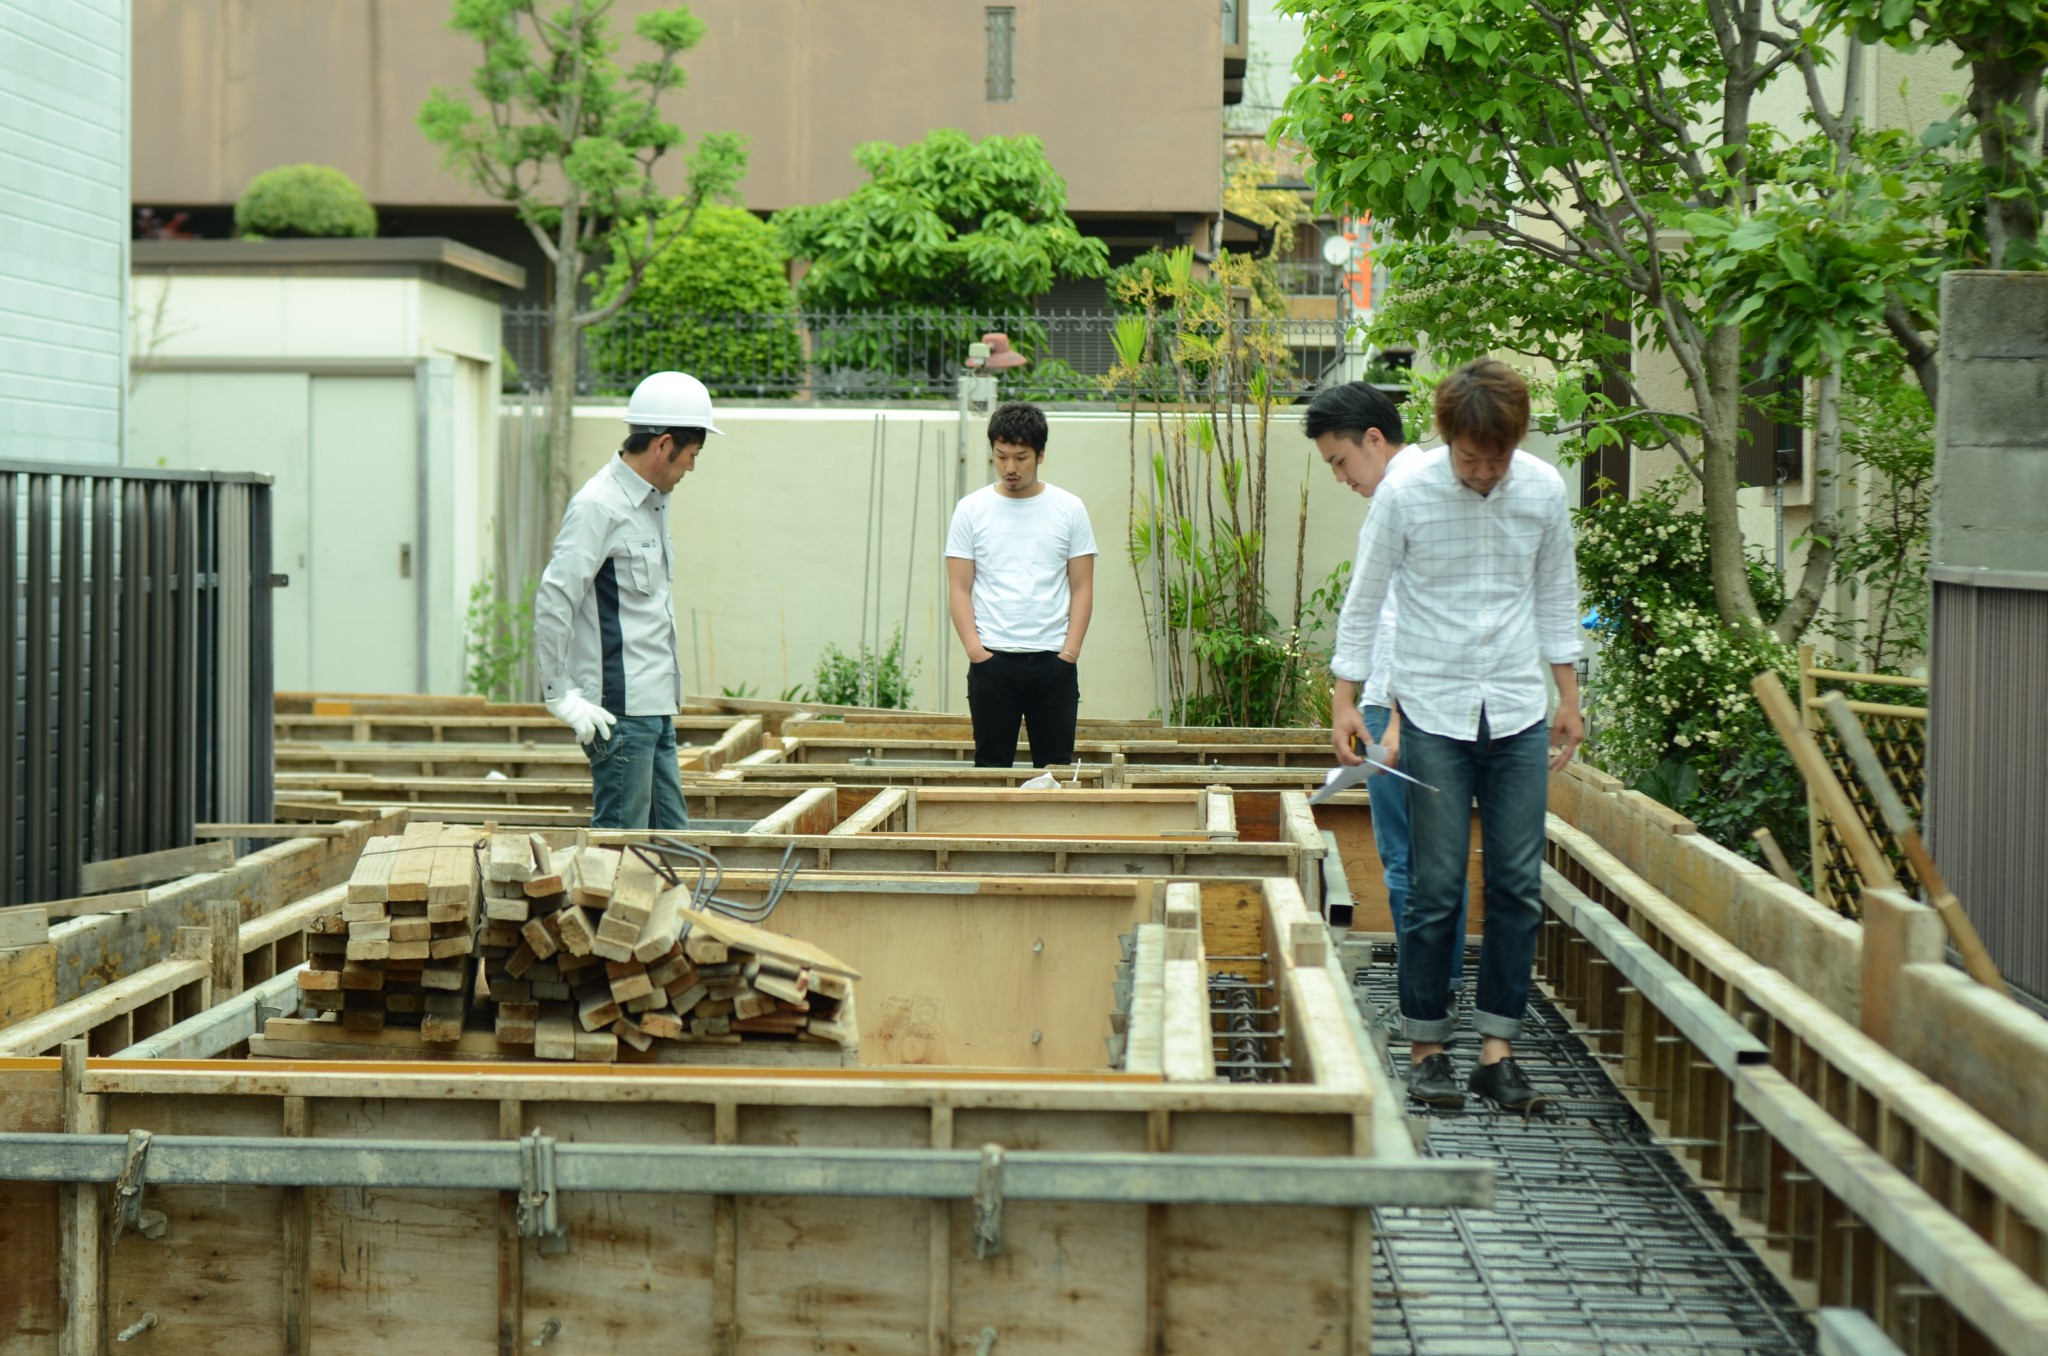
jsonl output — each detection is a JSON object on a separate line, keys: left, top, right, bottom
{"left": 546, "top": 688, "right": 617, "bottom": 745}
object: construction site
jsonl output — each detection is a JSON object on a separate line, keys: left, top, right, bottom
{"left": 5, "top": 1, "right": 2048, "bottom": 1353}
{"left": 0, "top": 664, "right": 2039, "bottom": 1355}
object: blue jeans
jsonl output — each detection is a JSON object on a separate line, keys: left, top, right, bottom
{"left": 1362, "top": 704, "right": 1467, "bottom": 994}
{"left": 586, "top": 715, "right": 690, "bottom": 831}
{"left": 1398, "top": 710, "right": 1549, "bottom": 1044}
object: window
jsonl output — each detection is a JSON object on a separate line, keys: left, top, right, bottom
{"left": 986, "top": 7, "right": 1014, "bottom": 102}
{"left": 1738, "top": 366, "right": 1805, "bottom": 489}
{"left": 1222, "top": 0, "right": 1243, "bottom": 46}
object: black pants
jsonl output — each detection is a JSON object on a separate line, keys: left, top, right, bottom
{"left": 967, "top": 650, "right": 1079, "bottom": 767}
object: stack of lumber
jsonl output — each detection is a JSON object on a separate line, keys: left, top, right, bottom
{"left": 296, "top": 821, "right": 480, "bottom": 1038}
{"left": 481, "top": 833, "right": 857, "bottom": 1061}
{"left": 299, "top": 828, "right": 859, "bottom": 1063}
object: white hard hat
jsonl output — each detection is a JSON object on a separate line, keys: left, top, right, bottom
{"left": 623, "top": 371, "right": 723, "bottom": 435}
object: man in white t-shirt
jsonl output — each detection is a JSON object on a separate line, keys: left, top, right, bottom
{"left": 944, "top": 402, "right": 1098, "bottom": 768}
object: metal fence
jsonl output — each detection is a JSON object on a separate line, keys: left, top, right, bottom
{"left": 503, "top": 306, "right": 1354, "bottom": 402}
{"left": 1927, "top": 570, "right": 2048, "bottom": 1001}
{"left": 1, "top": 462, "right": 276, "bottom": 905}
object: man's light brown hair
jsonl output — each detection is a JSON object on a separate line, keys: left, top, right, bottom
{"left": 1433, "top": 359, "right": 1530, "bottom": 454}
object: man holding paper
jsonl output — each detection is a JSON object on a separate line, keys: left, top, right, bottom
{"left": 1329, "top": 361, "right": 1584, "bottom": 1113}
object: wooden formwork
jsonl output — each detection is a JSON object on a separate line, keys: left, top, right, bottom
{"left": 1538, "top": 809, "right": 2048, "bottom": 1355}
{"left": 0, "top": 876, "right": 1493, "bottom": 1356}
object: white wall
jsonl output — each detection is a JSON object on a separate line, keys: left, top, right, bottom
{"left": 550, "top": 404, "right": 1408, "bottom": 719}
{"left": 0, "top": 0, "right": 129, "bottom": 463}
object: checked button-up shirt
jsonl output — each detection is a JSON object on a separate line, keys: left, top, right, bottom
{"left": 533, "top": 456, "right": 682, "bottom": 718}
{"left": 1331, "top": 446, "right": 1582, "bottom": 742}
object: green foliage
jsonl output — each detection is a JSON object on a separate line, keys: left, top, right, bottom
{"left": 1830, "top": 364, "right": 1936, "bottom": 670}
{"left": 419, "top": 1, "right": 745, "bottom": 243}
{"left": 1817, "top": 0, "right": 2046, "bottom": 268}
{"left": 464, "top": 572, "right": 534, "bottom": 702}
{"left": 1111, "top": 252, "right": 1327, "bottom": 726}
{"left": 998, "top": 356, "right": 1099, "bottom": 402}
{"left": 1574, "top": 476, "right": 1807, "bottom": 871}
{"left": 588, "top": 203, "right": 802, "bottom": 396}
{"left": 720, "top": 681, "right": 809, "bottom": 701}
{"left": 1686, "top": 127, "right": 1973, "bottom": 379}
{"left": 772, "top": 130, "right": 1108, "bottom": 314}
{"left": 808, "top": 628, "right": 920, "bottom": 709}
{"left": 234, "top": 164, "right": 378, "bottom": 239}
{"left": 500, "top": 346, "right": 521, "bottom": 389}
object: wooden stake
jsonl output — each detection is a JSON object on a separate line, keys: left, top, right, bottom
{"left": 1751, "top": 672, "right": 1898, "bottom": 892}
{"left": 1751, "top": 828, "right": 1801, "bottom": 889}
{"left": 1819, "top": 692, "right": 2006, "bottom": 994}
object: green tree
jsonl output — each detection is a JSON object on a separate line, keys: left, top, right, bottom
{"left": 418, "top": 0, "right": 747, "bottom": 522}
{"left": 1824, "top": 0, "right": 2046, "bottom": 269}
{"left": 1276, "top": 0, "right": 1950, "bottom": 646}
{"left": 587, "top": 202, "right": 803, "bottom": 396}
{"left": 773, "top": 130, "right": 1108, "bottom": 314}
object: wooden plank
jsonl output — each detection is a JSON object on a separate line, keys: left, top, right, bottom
{"left": 58, "top": 1040, "right": 103, "bottom": 1356}
{"left": 830, "top": 786, "right": 911, "bottom": 836}
{"left": 0, "top": 957, "right": 210, "bottom": 1056}
{"left": 632, "top": 885, "right": 691, "bottom": 963}
{"left": 0, "top": 908, "right": 50, "bottom": 949}
{"left": 1, "top": 890, "right": 149, "bottom": 923}
{"left": 196, "top": 823, "right": 353, "bottom": 839}
{"left": 384, "top": 820, "right": 443, "bottom": 902}
{"left": 77, "top": 840, "right": 234, "bottom": 894}
{"left": 678, "top": 907, "right": 862, "bottom": 980}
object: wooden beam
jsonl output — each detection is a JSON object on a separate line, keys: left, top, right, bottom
{"left": 282, "top": 1095, "right": 310, "bottom": 1356}
{"left": 195, "top": 823, "right": 353, "bottom": 839}
{"left": 78, "top": 840, "right": 235, "bottom": 894}
{"left": 58, "top": 1040, "right": 103, "bottom": 1356}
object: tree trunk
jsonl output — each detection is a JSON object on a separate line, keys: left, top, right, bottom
{"left": 1775, "top": 365, "right": 1840, "bottom": 643}
{"left": 1700, "top": 324, "right": 1762, "bottom": 630}
{"left": 546, "top": 208, "right": 584, "bottom": 530}
{"left": 1969, "top": 52, "right": 2046, "bottom": 269}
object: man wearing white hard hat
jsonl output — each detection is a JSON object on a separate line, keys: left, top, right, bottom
{"left": 532, "top": 371, "right": 721, "bottom": 829}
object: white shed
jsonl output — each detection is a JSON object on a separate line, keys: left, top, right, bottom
{"left": 129, "top": 238, "right": 523, "bottom": 694}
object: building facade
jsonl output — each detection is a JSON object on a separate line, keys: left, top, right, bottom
{"left": 2, "top": 0, "right": 129, "bottom": 464}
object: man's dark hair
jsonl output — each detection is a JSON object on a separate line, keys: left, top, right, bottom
{"left": 986, "top": 401, "right": 1048, "bottom": 454}
{"left": 1303, "top": 381, "right": 1404, "bottom": 444}
{"left": 623, "top": 426, "right": 708, "bottom": 457}
{"left": 1433, "top": 360, "right": 1530, "bottom": 454}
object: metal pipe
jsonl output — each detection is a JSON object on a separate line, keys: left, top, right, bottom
{"left": 0, "top": 1133, "right": 1494, "bottom": 1209}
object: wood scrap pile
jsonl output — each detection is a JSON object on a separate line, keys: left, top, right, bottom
{"left": 296, "top": 821, "right": 479, "bottom": 1038}
{"left": 299, "top": 828, "right": 858, "bottom": 1063}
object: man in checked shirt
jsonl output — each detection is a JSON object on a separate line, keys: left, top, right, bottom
{"left": 1330, "top": 360, "right": 1584, "bottom": 1113}
{"left": 533, "top": 371, "right": 720, "bottom": 830}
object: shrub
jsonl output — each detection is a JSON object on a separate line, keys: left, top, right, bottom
{"left": 1575, "top": 475, "right": 1806, "bottom": 873}
{"left": 588, "top": 203, "right": 802, "bottom": 397}
{"left": 808, "top": 629, "right": 919, "bottom": 708}
{"left": 235, "top": 164, "right": 378, "bottom": 239}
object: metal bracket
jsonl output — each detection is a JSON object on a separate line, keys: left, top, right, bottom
{"left": 516, "top": 1131, "right": 568, "bottom": 1253}
{"left": 971, "top": 1143, "right": 1005, "bottom": 1260}
{"left": 110, "top": 1129, "right": 166, "bottom": 1246}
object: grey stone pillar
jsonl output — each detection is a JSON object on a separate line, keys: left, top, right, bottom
{"left": 1926, "top": 270, "right": 2048, "bottom": 999}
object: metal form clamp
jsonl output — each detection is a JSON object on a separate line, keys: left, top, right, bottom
{"left": 110, "top": 1129, "right": 167, "bottom": 1246}
{"left": 972, "top": 1143, "right": 1005, "bottom": 1260}
{"left": 516, "top": 1131, "right": 568, "bottom": 1253}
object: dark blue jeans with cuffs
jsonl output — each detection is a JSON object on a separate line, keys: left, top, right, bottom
{"left": 1397, "top": 709, "right": 1549, "bottom": 1045}
{"left": 586, "top": 715, "right": 690, "bottom": 831}
{"left": 1362, "top": 703, "right": 1468, "bottom": 996}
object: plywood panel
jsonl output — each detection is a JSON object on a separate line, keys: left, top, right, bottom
{"left": 306, "top": 1097, "right": 500, "bottom": 1352}
{"left": 906, "top": 790, "right": 1203, "bottom": 837}
{"left": 519, "top": 1101, "right": 720, "bottom": 1351}
{"left": 101, "top": 1094, "right": 291, "bottom": 1355}
{"left": 738, "top": 1106, "right": 930, "bottom": 1355}
{"left": 0, "top": 1065, "right": 62, "bottom": 1354}
{"left": 762, "top": 887, "right": 1150, "bottom": 1070}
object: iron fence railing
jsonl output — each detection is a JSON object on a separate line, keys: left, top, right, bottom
{"left": 1273, "top": 260, "right": 1347, "bottom": 297}
{"left": 503, "top": 306, "right": 1355, "bottom": 402}
{"left": 1, "top": 461, "right": 276, "bottom": 905}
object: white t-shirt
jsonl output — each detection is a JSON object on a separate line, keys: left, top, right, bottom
{"left": 945, "top": 483, "right": 1098, "bottom": 652}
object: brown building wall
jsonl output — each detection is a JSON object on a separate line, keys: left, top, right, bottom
{"left": 133, "top": 0, "right": 1225, "bottom": 216}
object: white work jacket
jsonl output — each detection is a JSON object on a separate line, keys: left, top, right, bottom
{"left": 533, "top": 456, "right": 681, "bottom": 717}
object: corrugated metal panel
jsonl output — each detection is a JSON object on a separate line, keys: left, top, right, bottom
{"left": 1927, "top": 572, "right": 2048, "bottom": 1000}
{"left": 0, "top": 461, "right": 275, "bottom": 906}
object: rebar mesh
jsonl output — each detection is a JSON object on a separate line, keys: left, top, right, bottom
{"left": 1355, "top": 946, "right": 1814, "bottom": 1355}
